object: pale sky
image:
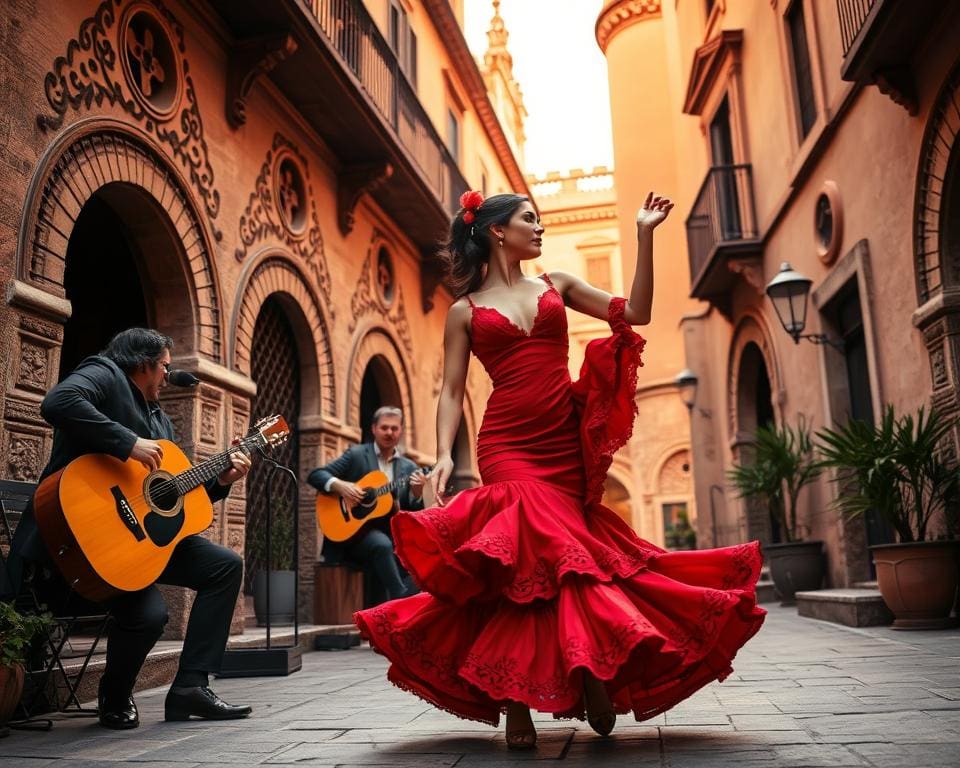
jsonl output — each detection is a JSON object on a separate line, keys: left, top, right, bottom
{"left": 464, "top": 0, "right": 614, "bottom": 179}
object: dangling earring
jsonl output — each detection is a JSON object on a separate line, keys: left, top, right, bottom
{"left": 498, "top": 238, "right": 504, "bottom": 248}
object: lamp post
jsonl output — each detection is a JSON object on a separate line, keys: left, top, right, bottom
{"left": 764, "top": 262, "right": 843, "bottom": 350}
{"left": 674, "top": 368, "right": 698, "bottom": 412}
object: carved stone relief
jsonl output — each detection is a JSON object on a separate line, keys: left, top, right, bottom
{"left": 348, "top": 236, "right": 414, "bottom": 361}
{"left": 232, "top": 258, "right": 335, "bottom": 417}
{"left": 19, "top": 314, "right": 63, "bottom": 342}
{"left": 4, "top": 397, "right": 44, "bottom": 427}
{"left": 6, "top": 433, "right": 43, "bottom": 482}
{"left": 16, "top": 341, "right": 50, "bottom": 393}
{"left": 200, "top": 402, "right": 219, "bottom": 445}
{"left": 38, "top": 0, "right": 222, "bottom": 236}
{"left": 235, "top": 134, "right": 332, "bottom": 311}
{"left": 25, "top": 130, "right": 222, "bottom": 361}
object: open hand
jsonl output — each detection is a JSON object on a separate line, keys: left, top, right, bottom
{"left": 636, "top": 191, "right": 674, "bottom": 229}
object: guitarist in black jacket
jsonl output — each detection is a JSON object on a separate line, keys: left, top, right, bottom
{"left": 308, "top": 406, "right": 425, "bottom": 603}
{"left": 9, "top": 328, "right": 252, "bottom": 729}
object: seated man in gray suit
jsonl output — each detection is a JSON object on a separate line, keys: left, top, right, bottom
{"left": 308, "top": 406, "right": 425, "bottom": 602}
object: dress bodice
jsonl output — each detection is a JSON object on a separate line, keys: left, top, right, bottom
{"left": 466, "top": 275, "right": 583, "bottom": 492}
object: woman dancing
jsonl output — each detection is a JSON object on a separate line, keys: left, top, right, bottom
{"left": 355, "top": 190, "right": 765, "bottom": 749}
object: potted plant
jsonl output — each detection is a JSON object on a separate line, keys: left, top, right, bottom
{"left": 818, "top": 405, "right": 960, "bottom": 629}
{"left": 250, "top": 502, "right": 297, "bottom": 627}
{"left": 1, "top": 601, "right": 52, "bottom": 735}
{"left": 664, "top": 508, "right": 698, "bottom": 551}
{"left": 728, "top": 417, "right": 824, "bottom": 605}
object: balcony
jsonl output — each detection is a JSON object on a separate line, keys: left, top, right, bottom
{"left": 836, "top": 0, "right": 946, "bottom": 114}
{"left": 208, "top": 0, "right": 468, "bottom": 251}
{"left": 685, "top": 164, "right": 761, "bottom": 308}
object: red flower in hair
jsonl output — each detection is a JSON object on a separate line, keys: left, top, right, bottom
{"left": 459, "top": 190, "right": 484, "bottom": 224}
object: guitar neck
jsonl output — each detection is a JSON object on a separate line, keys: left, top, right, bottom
{"left": 173, "top": 435, "right": 261, "bottom": 494}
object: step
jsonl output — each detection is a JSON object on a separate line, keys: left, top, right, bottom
{"left": 756, "top": 581, "right": 778, "bottom": 604}
{"left": 35, "top": 622, "right": 359, "bottom": 712}
{"left": 795, "top": 588, "right": 893, "bottom": 627}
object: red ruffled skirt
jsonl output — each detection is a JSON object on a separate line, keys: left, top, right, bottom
{"left": 355, "top": 300, "right": 765, "bottom": 726}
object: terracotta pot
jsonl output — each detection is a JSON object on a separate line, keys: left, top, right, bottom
{"left": 0, "top": 663, "right": 25, "bottom": 726}
{"left": 764, "top": 540, "right": 825, "bottom": 606}
{"left": 871, "top": 540, "right": 960, "bottom": 630}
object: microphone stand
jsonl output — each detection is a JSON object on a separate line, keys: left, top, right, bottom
{"left": 259, "top": 450, "right": 300, "bottom": 650}
{"left": 218, "top": 444, "right": 302, "bottom": 677}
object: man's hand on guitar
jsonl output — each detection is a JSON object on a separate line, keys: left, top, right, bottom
{"left": 217, "top": 441, "right": 253, "bottom": 485}
{"left": 332, "top": 479, "right": 366, "bottom": 505}
{"left": 130, "top": 437, "right": 164, "bottom": 471}
{"left": 408, "top": 469, "right": 427, "bottom": 499}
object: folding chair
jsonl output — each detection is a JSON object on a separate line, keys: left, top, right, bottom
{"left": 0, "top": 480, "right": 111, "bottom": 725}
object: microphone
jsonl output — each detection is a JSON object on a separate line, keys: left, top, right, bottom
{"left": 167, "top": 369, "right": 200, "bottom": 388}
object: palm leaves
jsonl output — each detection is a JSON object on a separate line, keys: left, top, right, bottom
{"left": 727, "top": 417, "right": 821, "bottom": 543}
{"left": 817, "top": 406, "right": 960, "bottom": 543}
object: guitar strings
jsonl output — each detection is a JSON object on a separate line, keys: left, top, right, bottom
{"left": 118, "top": 443, "right": 252, "bottom": 508}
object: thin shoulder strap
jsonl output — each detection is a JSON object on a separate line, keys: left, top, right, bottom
{"left": 539, "top": 272, "right": 554, "bottom": 287}
{"left": 463, "top": 293, "right": 476, "bottom": 308}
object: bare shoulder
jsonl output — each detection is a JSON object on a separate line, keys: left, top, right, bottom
{"left": 543, "top": 271, "right": 581, "bottom": 294}
{"left": 446, "top": 297, "right": 472, "bottom": 328}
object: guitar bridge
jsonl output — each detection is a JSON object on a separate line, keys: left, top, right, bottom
{"left": 111, "top": 486, "right": 146, "bottom": 541}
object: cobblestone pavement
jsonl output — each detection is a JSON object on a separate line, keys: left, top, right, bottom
{"left": 3, "top": 605, "right": 959, "bottom": 767}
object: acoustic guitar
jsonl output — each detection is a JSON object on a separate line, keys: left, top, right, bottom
{"left": 34, "top": 415, "right": 290, "bottom": 601}
{"left": 316, "top": 469, "right": 417, "bottom": 543}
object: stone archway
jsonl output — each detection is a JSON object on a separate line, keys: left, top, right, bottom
{"left": 231, "top": 254, "right": 334, "bottom": 620}
{"left": 17, "top": 123, "right": 223, "bottom": 362}
{"left": 346, "top": 329, "right": 416, "bottom": 449}
{"left": 914, "top": 56, "right": 960, "bottom": 463}
{"left": 4, "top": 123, "right": 224, "bottom": 484}
{"left": 231, "top": 254, "right": 334, "bottom": 419}
{"left": 727, "top": 315, "right": 780, "bottom": 543}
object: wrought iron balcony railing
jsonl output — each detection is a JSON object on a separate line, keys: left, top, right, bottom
{"left": 305, "top": 0, "right": 468, "bottom": 214}
{"left": 837, "top": 0, "right": 878, "bottom": 56}
{"left": 685, "top": 164, "right": 760, "bottom": 299}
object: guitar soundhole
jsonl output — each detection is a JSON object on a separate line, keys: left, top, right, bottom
{"left": 147, "top": 475, "right": 180, "bottom": 513}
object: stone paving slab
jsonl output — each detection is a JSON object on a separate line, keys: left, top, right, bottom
{"left": 2, "top": 605, "right": 959, "bottom": 767}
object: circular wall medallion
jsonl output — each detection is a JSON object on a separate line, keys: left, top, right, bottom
{"left": 119, "top": 4, "right": 183, "bottom": 122}
{"left": 815, "top": 180, "right": 843, "bottom": 266}
{"left": 273, "top": 151, "right": 308, "bottom": 236}
{"left": 376, "top": 247, "right": 396, "bottom": 307}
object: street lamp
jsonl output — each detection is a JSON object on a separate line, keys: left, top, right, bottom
{"left": 764, "top": 262, "right": 843, "bottom": 350}
{"left": 674, "top": 368, "right": 698, "bottom": 412}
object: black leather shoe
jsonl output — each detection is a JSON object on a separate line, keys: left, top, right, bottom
{"left": 164, "top": 686, "right": 252, "bottom": 721}
{"left": 98, "top": 686, "right": 139, "bottom": 730}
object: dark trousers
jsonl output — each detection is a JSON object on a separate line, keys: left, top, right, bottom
{"left": 99, "top": 535, "right": 242, "bottom": 698}
{"left": 325, "top": 526, "right": 409, "bottom": 602}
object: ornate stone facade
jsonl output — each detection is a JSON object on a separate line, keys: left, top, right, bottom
{"left": 1, "top": 0, "right": 518, "bottom": 638}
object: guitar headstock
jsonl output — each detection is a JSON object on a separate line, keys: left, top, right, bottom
{"left": 252, "top": 415, "right": 291, "bottom": 450}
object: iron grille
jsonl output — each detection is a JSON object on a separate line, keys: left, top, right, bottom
{"left": 685, "top": 164, "right": 759, "bottom": 290}
{"left": 836, "top": 0, "right": 878, "bottom": 56}
{"left": 245, "top": 296, "right": 301, "bottom": 583}
{"left": 305, "top": 0, "right": 468, "bottom": 213}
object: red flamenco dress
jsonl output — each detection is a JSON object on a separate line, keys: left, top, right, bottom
{"left": 355, "top": 275, "right": 765, "bottom": 725}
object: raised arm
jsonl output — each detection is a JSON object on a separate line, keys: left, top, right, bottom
{"left": 429, "top": 299, "right": 472, "bottom": 505}
{"left": 554, "top": 192, "right": 673, "bottom": 325}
